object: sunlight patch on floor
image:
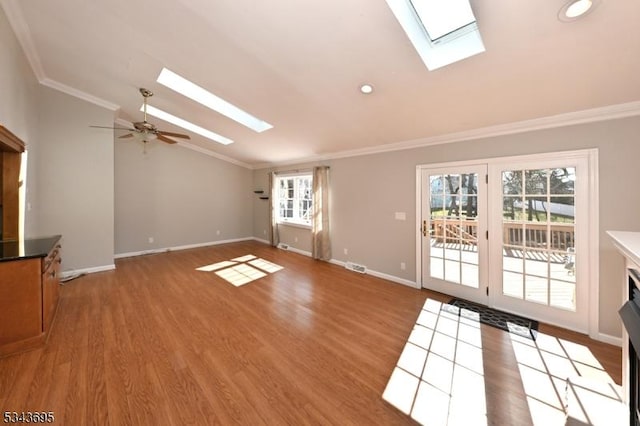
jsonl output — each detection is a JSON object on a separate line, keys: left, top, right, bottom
{"left": 232, "top": 254, "right": 257, "bottom": 262}
{"left": 383, "top": 298, "right": 487, "bottom": 425}
{"left": 195, "top": 260, "right": 237, "bottom": 272}
{"left": 196, "top": 254, "right": 284, "bottom": 286}
{"left": 509, "top": 331, "right": 626, "bottom": 425}
{"left": 215, "top": 264, "right": 267, "bottom": 287}
{"left": 248, "top": 258, "right": 284, "bottom": 273}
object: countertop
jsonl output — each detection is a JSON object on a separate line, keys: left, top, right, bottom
{"left": 0, "top": 235, "right": 61, "bottom": 262}
{"left": 608, "top": 230, "right": 640, "bottom": 267}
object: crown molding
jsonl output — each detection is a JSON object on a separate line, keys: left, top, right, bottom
{"left": 253, "top": 101, "right": 640, "bottom": 169}
{"left": 40, "top": 78, "right": 120, "bottom": 111}
{"left": 1, "top": 1, "right": 45, "bottom": 81}
{"left": 3, "top": 3, "right": 120, "bottom": 112}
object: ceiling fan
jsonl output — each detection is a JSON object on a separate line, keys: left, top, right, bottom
{"left": 91, "top": 88, "right": 190, "bottom": 144}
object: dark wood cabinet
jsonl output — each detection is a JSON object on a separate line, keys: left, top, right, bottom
{"left": 0, "top": 237, "right": 62, "bottom": 357}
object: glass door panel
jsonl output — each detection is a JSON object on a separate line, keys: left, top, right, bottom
{"left": 491, "top": 159, "right": 588, "bottom": 332}
{"left": 422, "top": 165, "right": 487, "bottom": 304}
{"left": 500, "top": 168, "right": 577, "bottom": 309}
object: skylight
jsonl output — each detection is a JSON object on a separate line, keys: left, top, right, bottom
{"left": 157, "top": 68, "right": 273, "bottom": 133}
{"left": 385, "top": 0, "right": 485, "bottom": 70}
{"left": 142, "top": 104, "right": 234, "bottom": 145}
{"left": 409, "top": 0, "right": 475, "bottom": 42}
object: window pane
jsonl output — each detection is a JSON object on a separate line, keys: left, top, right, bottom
{"left": 524, "top": 169, "right": 548, "bottom": 195}
{"left": 503, "top": 170, "right": 523, "bottom": 195}
{"left": 549, "top": 196, "right": 575, "bottom": 224}
{"left": 431, "top": 175, "right": 444, "bottom": 195}
{"left": 550, "top": 280, "right": 576, "bottom": 311}
{"left": 523, "top": 197, "right": 547, "bottom": 222}
{"left": 503, "top": 196, "right": 521, "bottom": 220}
{"left": 503, "top": 271, "right": 523, "bottom": 299}
{"left": 549, "top": 168, "right": 575, "bottom": 195}
{"left": 444, "top": 174, "right": 460, "bottom": 195}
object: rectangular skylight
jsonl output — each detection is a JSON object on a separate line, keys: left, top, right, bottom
{"left": 157, "top": 68, "right": 273, "bottom": 133}
{"left": 142, "top": 104, "right": 234, "bottom": 145}
{"left": 409, "top": 0, "right": 475, "bottom": 42}
{"left": 385, "top": 0, "right": 485, "bottom": 70}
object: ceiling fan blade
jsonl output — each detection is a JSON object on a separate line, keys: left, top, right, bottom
{"left": 156, "top": 134, "right": 178, "bottom": 144}
{"left": 90, "top": 125, "right": 134, "bottom": 131}
{"left": 119, "top": 133, "right": 134, "bottom": 139}
{"left": 157, "top": 130, "right": 190, "bottom": 140}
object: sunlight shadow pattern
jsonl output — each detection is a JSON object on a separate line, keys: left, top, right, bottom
{"left": 232, "top": 254, "right": 257, "bottom": 262}
{"left": 195, "top": 260, "right": 237, "bottom": 272}
{"left": 215, "top": 264, "right": 266, "bottom": 287}
{"left": 248, "top": 258, "right": 284, "bottom": 273}
{"left": 383, "top": 298, "right": 487, "bottom": 425}
{"left": 196, "top": 254, "right": 284, "bottom": 287}
{"left": 509, "top": 332, "right": 626, "bottom": 425}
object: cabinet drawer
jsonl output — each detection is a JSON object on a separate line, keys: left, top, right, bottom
{"left": 0, "top": 258, "right": 42, "bottom": 345}
{"left": 42, "top": 251, "right": 61, "bottom": 333}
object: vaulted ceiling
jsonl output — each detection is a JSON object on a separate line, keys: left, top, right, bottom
{"left": 3, "top": 0, "right": 640, "bottom": 168}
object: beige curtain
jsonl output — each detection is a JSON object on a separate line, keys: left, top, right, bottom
{"left": 312, "top": 166, "right": 331, "bottom": 260}
{"left": 268, "top": 171, "right": 279, "bottom": 247}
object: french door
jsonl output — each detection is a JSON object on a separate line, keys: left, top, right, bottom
{"left": 418, "top": 151, "right": 596, "bottom": 333}
{"left": 420, "top": 164, "right": 488, "bottom": 305}
{"left": 487, "top": 154, "right": 591, "bottom": 331}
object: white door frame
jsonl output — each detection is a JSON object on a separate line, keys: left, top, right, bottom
{"left": 418, "top": 164, "right": 489, "bottom": 304}
{"left": 416, "top": 149, "right": 599, "bottom": 338}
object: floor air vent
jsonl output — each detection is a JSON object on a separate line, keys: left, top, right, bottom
{"left": 277, "top": 243, "right": 290, "bottom": 250}
{"left": 345, "top": 262, "right": 366, "bottom": 274}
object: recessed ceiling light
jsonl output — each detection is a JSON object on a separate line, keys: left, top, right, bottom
{"left": 157, "top": 68, "right": 273, "bottom": 133}
{"left": 558, "top": 0, "right": 598, "bottom": 22}
{"left": 142, "top": 104, "right": 233, "bottom": 145}
{"left": 360, "top": 84, "right": 374, "bottom": 94}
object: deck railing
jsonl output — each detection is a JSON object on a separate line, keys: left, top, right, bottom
{"left": 431, "top": 218, "right": 574, "bottom": 251}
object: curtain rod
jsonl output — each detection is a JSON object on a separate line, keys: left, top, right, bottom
{"left": 273, "top": 168, "right": 313, "bottom": 175}
{"left": 273, "top": 165, "right": 330, "bottom": 175}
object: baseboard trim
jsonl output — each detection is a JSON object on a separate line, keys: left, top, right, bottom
{"left": 328, "top": 259, "right": 418, "bottom": 288}
{"left": 368, "top": 269, "right": 418, "bottom": 288}
{"left": 594, "top": 332, "right": 622, "bottom": 347}
{"left": 114, "top": 237, "right": 255, "bottom": 259}
{"left": 61, "top": 264, "right": 115, "bottom": 279}
{"left": 252, "top": 237, "right": 271, "bottom": 245}
{"left": 286, "top": 246, "right": 312, "bottom": 257}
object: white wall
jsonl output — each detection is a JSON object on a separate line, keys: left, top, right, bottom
{"left": 115, "top": 140, "right": 253, "bottom": 255}
{"left": 2, "top": 8, "right": 115, "bottom": 272}
{"left": 35, "top": 86, "right": 115, "bottom": 273}
{"left": 254, "top": 116, "right": 640, "bottom": 339}
{"left": 0, "top": 6, "right": 40, "bottom": 237}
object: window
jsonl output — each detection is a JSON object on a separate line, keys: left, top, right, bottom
{"left": 276, "top": 174, "right": 313, "bottom": 226}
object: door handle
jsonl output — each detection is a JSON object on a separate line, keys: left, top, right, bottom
{"left": 423, "top": 220, "right": 427, "bottom": 237}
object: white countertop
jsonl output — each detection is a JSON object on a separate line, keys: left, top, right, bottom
{"left": 608, "top": 231, "right": 640, "bottom": 268}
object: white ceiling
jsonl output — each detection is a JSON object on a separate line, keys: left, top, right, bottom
{"left": 3, "top": 0, "right": 640, "bottom": 168}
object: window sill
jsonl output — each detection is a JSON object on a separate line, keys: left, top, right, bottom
{"left": 277, "top": 221, "right": 311, "bottom": 230}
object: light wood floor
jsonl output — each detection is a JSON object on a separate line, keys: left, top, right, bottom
{"left": 0, "top": 241, "right": 621, "bottom": 425}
